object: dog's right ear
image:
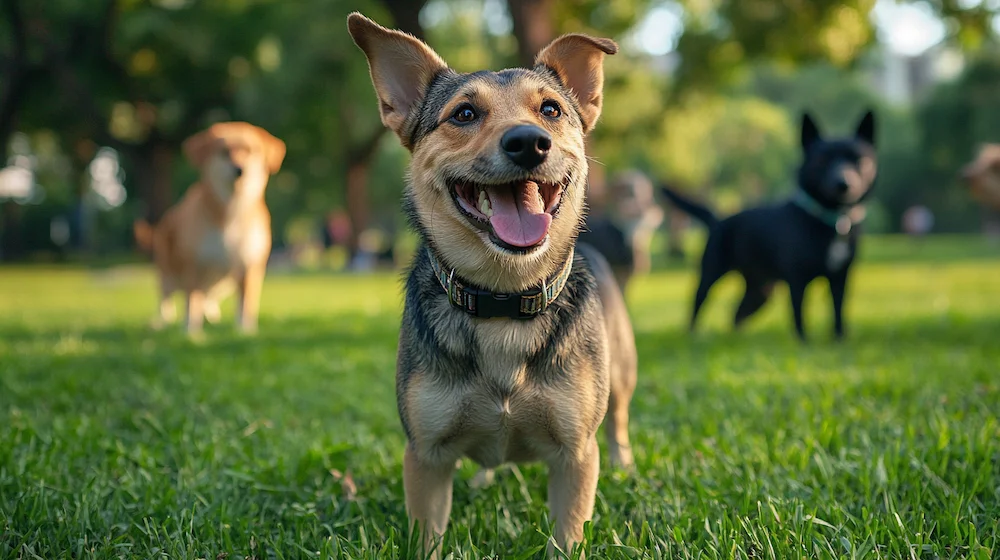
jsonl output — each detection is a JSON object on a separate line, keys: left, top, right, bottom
{"left": 182, "top": 129, "right": 216, "bottom": 169}
{"left": 347, "top": 13, "right": 448, "bottom": 146}
{"left": 801, "top": 113, "right": 821, "bottom": 151}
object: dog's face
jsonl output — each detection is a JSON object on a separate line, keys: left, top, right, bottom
{"left": 348, "top": 13, "right": 616, "bottom": 291}
{"left": 798, "top": 111, "right": 877, "bottom": 209}
{"left": 183, "top": 122, "right": 286, "bottom": 203}
{"left": 960, "top": 144, "right": 1000, "bottom": 208}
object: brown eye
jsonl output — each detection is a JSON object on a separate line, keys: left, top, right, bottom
{"left": 451, "top": 104, "right": 478, "bottom": 124}
{"left": 541, "top": 100, "right": 561, "bottom": 119}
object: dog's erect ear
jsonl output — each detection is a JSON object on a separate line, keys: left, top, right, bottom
{"left": 257, "top": 128, "right": 286, "bottom": 174}
{"left": 801, "top": 113, "right": 821, "bottom": 151}
{"left": 182, "top": 129, "right": 217, "bottom": 169}
{"left": 535, "top": 34, "right": 618, "bottom": 133}
{"left": 347, "top": 13, "right": 448, "bottom": 144}
{"left": 855, "top": 110, "right": 875, "bottom": 147}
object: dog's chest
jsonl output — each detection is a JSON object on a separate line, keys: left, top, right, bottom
{"left": 197, "top": 223, "right": 269, "bottom": 268}
{"left": 407, "top": 319, "right": 588, "bottom": 467}
{"left": 826, "top": 236, "right": 853, "bottom": 271}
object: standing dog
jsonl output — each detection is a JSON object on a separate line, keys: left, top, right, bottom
{"left": 960, "top": 143, "right": 1000, "bottom": 213}
{"left": 134, "top": 122, "right": 285, "bottom": 335}
{"left": 578, "top": 170, "right": 664, "bottom": 293}
{"left": 661, "top": 111, "right": 877, "bottom": 340}
{"left": 348, "top": 13, "right": 636, "bottom": 558}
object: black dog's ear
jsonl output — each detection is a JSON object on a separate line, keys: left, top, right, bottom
{"left": 855, "top": 110, "right": 875, "bottom": 146}
{"left": 801, "top": 113, "right": 821, "bottom": 151}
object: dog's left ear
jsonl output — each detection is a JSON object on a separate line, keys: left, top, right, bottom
{"left": 855, "top": 110, "right": 875, "bottom": 146}
{"left": 535, "top": 34, "right": 618, "bottom": 133}
{"left": 258, "top": 128, "right": 286, "bottom": 174}
{"left": 347, "top": 13, "right": 449, "bottom": 146}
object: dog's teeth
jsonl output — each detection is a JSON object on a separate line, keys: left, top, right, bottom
{"left": 478, "top": 190, "right": 493, "bottom": 217}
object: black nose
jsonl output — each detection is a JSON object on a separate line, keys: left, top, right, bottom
{"left": 234, "top": 166, "right": 243, "bottom": 178}
{"left": 835, "top": 180, "right": 849, "bottom": 193}
{"left": 500, "top": 125, "right": 551, "bottom": 170}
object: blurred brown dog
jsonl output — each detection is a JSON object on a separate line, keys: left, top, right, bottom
{"left": 961, "top": 144, "right": 1000, "bottom": 212}
{"left": 134, "top": 122, "right": 285, "bottom": 334}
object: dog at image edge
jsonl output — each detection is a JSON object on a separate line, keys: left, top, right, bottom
{"left": 960, "top": 143, "right": 1000, "bottom": 213}
{"left": 662, "top": 111, "right": 877, "bottom": 340}
{"left": 348, "top": 13, "right": 637, "bottom": 559}
{"left": 134, "top": 122, "right": 285, "bottom": 335}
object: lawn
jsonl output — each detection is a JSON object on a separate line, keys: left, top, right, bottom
{"left": 1, "top": 235, "right": 999, "bottom": 559}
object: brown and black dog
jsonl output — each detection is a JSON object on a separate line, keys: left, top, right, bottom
{"left": 348, "top": 13, "right": 636, "bottom": 559}
{"left": 961, "top": 143, "right": 1000, "bottom": 213}
{"left": 134, "top": 122, "right": 285, "bottom": 335}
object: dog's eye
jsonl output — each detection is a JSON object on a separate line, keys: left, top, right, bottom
{"left": 540, "top": 100, "right": 561, "bottom": 119}
{"left": 451, "top": 104, "right": 478, "bottom": 124}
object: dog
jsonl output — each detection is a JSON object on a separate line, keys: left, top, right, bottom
{"left": 960, "top": 143, "right": 1000, "bottom": 213}
{"left": 578, "top": 170, "right": 664, "bottom": 293}
{"left": 134, "top": 122, "right": 285, "bottom": 335}
{"left": 348, "top": 13, "right": 636, "bottom": 558}
{"left": 661, "top": 111, "right": 877, "bottom": 340}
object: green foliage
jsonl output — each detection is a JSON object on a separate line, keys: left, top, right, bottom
{"left": 1, "top": 236, "right": 999, "bottom": 557}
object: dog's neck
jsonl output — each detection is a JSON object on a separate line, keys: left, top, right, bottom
{"left": 198, "top": 180, "right": 265, "bottom": 223}
{"left": 792, "top": 189, "right": 865, "bottom": 235}
{"left": 425, "top": 245, "right": 575, "bottom": 320}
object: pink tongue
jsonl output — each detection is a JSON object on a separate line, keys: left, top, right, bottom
{"left": 487, "top": 182, "right": 552, "bottom": 248}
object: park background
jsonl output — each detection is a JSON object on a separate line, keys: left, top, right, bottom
{"left": 1, "top": 1, "right": 999, "bottom": 559}
{"left": 1, "top": 0, "right": 1000, "bottom": 263}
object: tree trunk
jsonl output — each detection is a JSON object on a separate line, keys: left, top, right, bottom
{"left": 345, "top": 161, "right": 370, "bottom": 264}
{"left": 131, "top": 140, "right": 175, "bottom": 223}
{"left": 0, "top": 200, "right": 23, "bottom": 261}
{"left": 380, "top": 0, "right": 427, "bottom": 41}
{"left": 337, "top": 0, "right": 428, "bottom": 266}
{"left": 0, "top": 0, "right": 29, "bottom": 151}
{"left": 507, "top": 0, "right": 554, "bottom": 67}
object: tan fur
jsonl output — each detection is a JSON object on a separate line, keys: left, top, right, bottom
{"left": 349, "top": 13, "right": 634, "bottom": 559}
{"left": 137, "top": 122, "right": 285, "bottom": 335}
{"left": 407, "top": 74, "right": 588, "bottom": 293}
{"left": 961, "top": 144, "right": 1000, "bottom": 212}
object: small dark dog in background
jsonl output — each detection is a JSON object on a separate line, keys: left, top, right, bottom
{"left": 661, "top": 110, "right": 877, "bottom": 340}
{"left": 578, "top": 170, "right": 664, "bottom": 293}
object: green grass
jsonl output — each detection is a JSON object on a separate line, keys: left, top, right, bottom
{"left": 1, "top": 235, "right": 999, "bottom": 559}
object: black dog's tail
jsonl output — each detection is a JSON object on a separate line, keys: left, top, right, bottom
{"left": 660, "top": 186, "right": 719, "bottom": 229}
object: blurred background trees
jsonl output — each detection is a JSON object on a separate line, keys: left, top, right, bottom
{"left": 1, "top": 0, "right": 999, "bottom": 262}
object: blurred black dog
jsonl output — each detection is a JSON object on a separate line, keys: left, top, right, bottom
{"left": 661, "top": 111, "right": 876, "bottom": 340}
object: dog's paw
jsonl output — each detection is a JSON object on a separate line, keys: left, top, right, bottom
{"left": 608, "top": 447, "right": 635, "bottom": 472}
{"left": 203, "top": 301, "right": 222, "bottom": 324}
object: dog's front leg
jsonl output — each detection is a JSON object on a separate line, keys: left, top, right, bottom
{"left": 828, "top": 270, "right": 848, "bottom": 339}
{"left": 185, "top": 289, "right": 206, "bottom": 335}
{"left": 788, "top": 280, "right": 808, "bottom": 341}
{"left": 237, "top": 263, "right": 266, "bottom": 334}
{"left": 404, "top": 443, "right": 456, "bottom": 560}
{"left": 547, "top": 437, "right": 600, "bottom": 558}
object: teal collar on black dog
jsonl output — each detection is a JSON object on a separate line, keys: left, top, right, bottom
{"left": 792, "top": 190, "right": 858, "bottom": 235}
{"left": 426, "top": 247, "right": 574, "bottom": 320}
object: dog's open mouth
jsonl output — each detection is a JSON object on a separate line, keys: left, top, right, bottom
{"left": 451, "top": 177, "right": 567, "bottom": 251}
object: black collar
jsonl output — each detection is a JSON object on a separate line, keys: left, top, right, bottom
{"left": 426, "top": 247, "right": 574, "bottom": 320}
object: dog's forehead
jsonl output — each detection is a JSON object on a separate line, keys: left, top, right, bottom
{"left": 409, "top": 66, "right": 576, "bottom": 145}
{"left": 814, "top": 139, "right": 874, "bottom": 161}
